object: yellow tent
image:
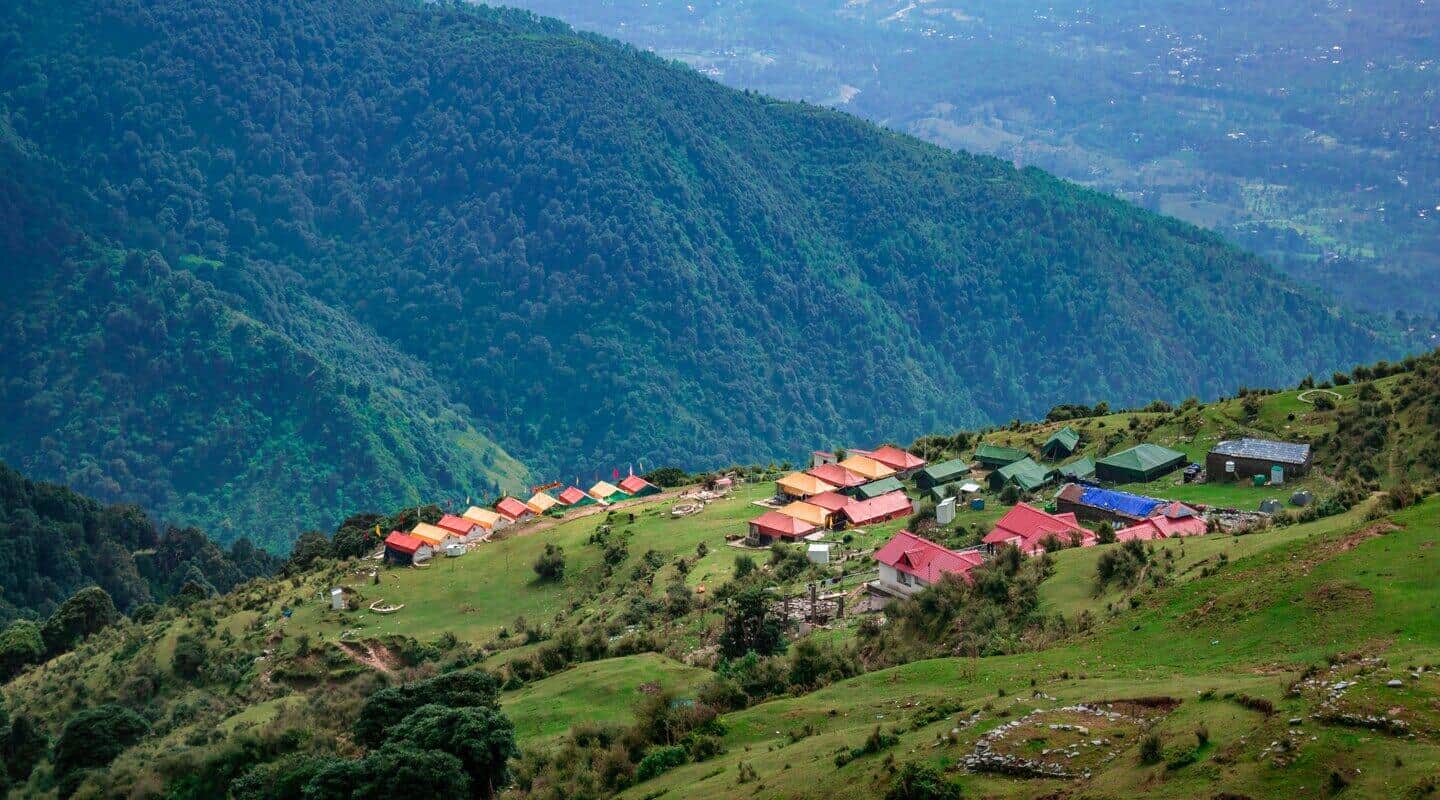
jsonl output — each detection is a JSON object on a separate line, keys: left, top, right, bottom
{"left": 776, "top": 472, "right": 838, "bottom": 499}
{"left": 839, "top": 454, "right": 896, "bottom": 480}
{"left": 588, "top": 481, "right": 625, "bottom": 502}
{"left": 410, "top": 522, "right": 458, "bottom": 547}
{"left": 526, "top": 492, "right": 560, "bottom": 514}
{"left": 463, "top": 506, "right": 502, "bottom": 530}
{"left": 776, "top": 501, "right": 830, "bottom": 528}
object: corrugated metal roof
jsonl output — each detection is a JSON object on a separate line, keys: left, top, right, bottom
{"left": 1210, "top": 438, "right": 1311, "bottom": 464}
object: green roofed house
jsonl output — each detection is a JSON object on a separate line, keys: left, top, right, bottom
{"left": 855, "top": 476, "right": 904, "bottom": 500}
{"left": 987, "top": 457, "right": 1057, "bottom": 493}
{"left": 1095, "top": 443, "right": 1187, "bottom": 483}
{"left": 974, "top": 443, "right": 1028, "bottom": 469}
{"left": 913, "top": 458, "right": 971, "bottom": 490}
{"left": 1057, "top": 456, "right": 1096, "bottom": 481}
{"left": 1041, "top": 427, "right": 1080, "bottom": 461}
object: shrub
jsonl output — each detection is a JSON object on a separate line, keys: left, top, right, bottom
{"left": 1139, "top": 734, "right": 1162, "bottom": 765}
{"left": 636, "top": 745, "right": 687, "bottom": 782}
{"left": 533, "top": 544, "right": 565, "bottom": 582}
{"left": 885, "top": 760, "right": 961, "bottom": 800}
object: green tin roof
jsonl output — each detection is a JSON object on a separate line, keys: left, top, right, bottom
{"left": 915, "top": 458, "right": 970, "bottom": 485}
{"left": 855, "top": 476, "right": 904, "bottom": 500}
{"left": 1057, "top": 456, "right": 1096, "bottom": 480}
{"left": 1096, "top": 443, "right": 1186, "bottom": 472}
{"left": 993, "top": 457, "right": 1055, "bottom": 491}
{"left": 974, "top": 443, "right": 1028, "bottom": 465}
{"left": 1043, "top": 427, "right": 1080, "bottom": 453}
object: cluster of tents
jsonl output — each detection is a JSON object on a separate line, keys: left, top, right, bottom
{"left": 382, "top": 473, "right": 663, "bottom": 565}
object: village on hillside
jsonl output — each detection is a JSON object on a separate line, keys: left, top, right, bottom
{"left": 371, "top": 411, "right": 1321, "bottom": 623}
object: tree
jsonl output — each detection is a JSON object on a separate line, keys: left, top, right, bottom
{"left": 0, "top": 620, "right": 44, "bottom": 679}
{"left": 389, "top": 704, "right": 518, "bottom": 798}
{"left": 173, "top": 633, "right": 207, "bottom": 679}
{"left": 642, "top": 466, "right": 688, "bottom": 488}
{"left": 53, "top": 704, "right": 150, "bottom": 796}
{"left": 718, "top": 587, "right": 786, "bottom": 659}
{"left": 354, "top": 671, "right": 501, "bottom": 747}
{"left": 1095, "top": 521, "right": 1116, "bottom": 545}
{"left": 41, "top": 586, "right": 119, "bottom": 655}
{"left": 286, "top": 530, "right": 332, "bottom": 572}
{"left": 886, "top": 760, "right": 962, "bottom": 800}
{"left": 3, "top": 713, "right": 47, "bottom": 786}
{"left": 533, "top": 543, "right": 565, "bottom": 582}
{"left": 332, "top": 513, "right": 384, "bottom": 559}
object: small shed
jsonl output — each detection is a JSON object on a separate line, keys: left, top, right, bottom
{"left": 748, "top": 511, "right": 817, "bottom": 544}
{"left": 806, "top": 543, "right": 832, "bottom": 565}
{"left": 1041, "top": 427, "right": 1080, "bottom": 461}
{"left": 936, "top": 497, "right": 957, "bottom": 526}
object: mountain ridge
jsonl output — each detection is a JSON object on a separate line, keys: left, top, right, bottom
{"left": 0, "top": 0, "right": 1400, "bottom": 548}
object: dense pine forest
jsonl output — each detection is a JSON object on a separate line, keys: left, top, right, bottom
{"left": 0, "top": 0, "right": 1400, "bottom": 549}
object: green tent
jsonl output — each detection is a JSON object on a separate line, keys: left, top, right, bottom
{"left": 974, "top": 443, "right": 1028, "bottom": 469}
{"left": 987, "top": 457, "right": 1056, "bottom": 492}
{"left": 1056, "top": 456, "right": 1096, "bottom": 481}
{"left": 854, "top": 476, "right": 904, "bottom": 500}
{"left": 1095, "top": 444, "right": 1187, "bottom": 483}
{"left": 1041, "top": 427, "right": 1080, "bottom": 461}
{"left": 913, "top": 458, "right": 970, "bottom": 490}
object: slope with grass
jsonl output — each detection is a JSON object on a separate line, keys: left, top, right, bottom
{"left": 4, "top": 357, "right": 1440, "bottom": 798}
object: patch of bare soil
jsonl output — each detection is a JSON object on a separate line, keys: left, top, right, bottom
{"left": 335, "top": 639, "right": 400, "bottom": 675}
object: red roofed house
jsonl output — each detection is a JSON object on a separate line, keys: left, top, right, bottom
{"left": 873, "top": 530, "right": 984, "bottom": 596}
{"left": 984, "top": 502, "right": 1094, "bottom": 555}
{"left": 805, "top": 463, "right": 868, "bottom": 493}
{"left": 495, "top": 496, "right": 534, "bottom": 522}
{"left": 841, "top": 491, "right": 916, "bottom": 527}
{"left": 805, "top": 491, "right": 854, "bottom": 528}
{"left": 1116, "top": 514, "right": 1207, "bottom": 542}
{"left": 557, "top": 486, "right": 597, "bottom": 507}
{"left": 866, "top": 445, "right": 928, "bottom": 478}
{"left": 383, "top": 531, "right": 432, "bottom": 566}
{"left": 618, "top": 474, "right": 662, "bottom": 498}
{"left": 436, "top": 514, "right": 484, "bottom": 543}
{"left": 748, "top": 511, "right": 817, "bottom": 544}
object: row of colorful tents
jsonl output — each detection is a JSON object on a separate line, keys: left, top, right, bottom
{"left": 383, "top": 473, "right": 664, "bottom": 564}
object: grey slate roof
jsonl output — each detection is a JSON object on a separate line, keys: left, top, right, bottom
{"left": 1210, "top": 438, "right": 1311, "bottom": 465}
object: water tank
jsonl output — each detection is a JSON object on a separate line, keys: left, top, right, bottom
{"left": 1271, "top": 465, "right": 1284, "bottom": 485}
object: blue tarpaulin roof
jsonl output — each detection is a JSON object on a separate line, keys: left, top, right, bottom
{"left": 1077, "top": 486, "right": 1163, "bottom": 518}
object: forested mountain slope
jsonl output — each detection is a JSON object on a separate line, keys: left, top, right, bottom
{"left": 0, "top": 461, "right": 279, "bottom": 624}
{"left": 0, "top": 0, "right": 1397, "bottom": 548}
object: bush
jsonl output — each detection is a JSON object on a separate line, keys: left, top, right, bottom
{"left": 533, "top": 543, "right": 565, "bottom": 582}
{"left": 54, "top": 704, "right": 151, "bottom": 796}
{"left": 886, "top": 760, "right": 962, "bottom": 800}
{"left": 1139, "top": 734, "right": 1162, "bottom": 765}
{"left": 173, "top": 633, "right": 207, "bottom": 679}
{"left": 635, "top": 745, "right": 687, "bottom": 781}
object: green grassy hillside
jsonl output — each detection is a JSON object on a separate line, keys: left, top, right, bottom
{"left": 3, "top": 356, "right": 1439, "bottom": 798}
{"left": 0, "top": 0, "right": 1400, "bottom": 550}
